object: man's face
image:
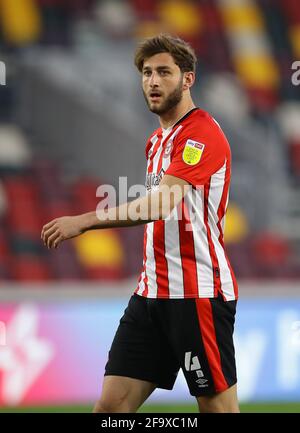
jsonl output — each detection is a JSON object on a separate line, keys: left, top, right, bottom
{"left": 142, "top": 52, "right": 184, "bottom": 115}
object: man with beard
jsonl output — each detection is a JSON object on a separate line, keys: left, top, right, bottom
{"left": 41, "top": 34, "right": 239, "bottom": 413}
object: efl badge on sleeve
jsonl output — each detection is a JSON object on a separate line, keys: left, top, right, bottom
{"left": 182, "top": 139, "right": 205, "bottom": 165}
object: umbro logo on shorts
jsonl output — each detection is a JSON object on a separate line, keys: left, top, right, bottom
{"left": 196, "top": 378, "right": 208, "bottom": 386}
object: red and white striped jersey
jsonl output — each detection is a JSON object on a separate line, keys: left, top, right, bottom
{"left": 135, "top": 108, "right": 238, "bottom": 301}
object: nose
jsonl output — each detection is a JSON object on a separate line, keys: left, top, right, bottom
{"left": 149, "top": 71, "right": 159, "bottom": 88}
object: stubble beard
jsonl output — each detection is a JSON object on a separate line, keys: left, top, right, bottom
{"left": 143, "top": 77, "right": 184, "bottom": 116}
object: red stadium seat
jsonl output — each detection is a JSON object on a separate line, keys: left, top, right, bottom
{"left": 280, "top": 0, "right": 300, "bottom": 24}
{"left": 72, "top": 178, "right": 104, "bottom": 213}
{"left": 246, "top": 87, "right": 279, "bottom": 112}
{"left": 8, "top": 204, "right": 42, "bottom": 237}
{"left": 48, "top": 243, "right": 83, "bottom": 280}
{"left": 42, "top": 202, "right": 73, "bottom": 223}
{"left": 85, "top": 266, "right": 124, "bottom": 280}
{"left": 130, "top": 0, "right": 158, "bottom": 18}
{"left": 0, "top": 230, "right": 11, "bottom": 279}
{"left": 289, "top": 140, "right": 300, "bottom": 176}
{"left": 0, "top": 229, "right": 10, "bottom": 260}
{"left": 226, "top": 239, "right": 255, "bottom": 280}
{"left": 250, "top": 232, "right": 293, "bottom": 278}
{"left": 11, "top": 256, "right": 51, "bottom": 281}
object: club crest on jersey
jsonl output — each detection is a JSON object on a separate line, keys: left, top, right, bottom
{"left": 182, "top": 139, "right": 205, "bottom": 165}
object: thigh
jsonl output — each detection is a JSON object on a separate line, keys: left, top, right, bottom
{"left": 164, "top": 296, "right": 237, "bottom": 397}
{"left": 97, "top": 375, "right": 156, "bottom": 413}
{"left": 105, "top": 294, "right": 179, "bottom": 391}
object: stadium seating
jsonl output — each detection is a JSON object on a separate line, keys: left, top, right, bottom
{"left": 0, "top": 0, "right": 300, "bottom": 282}
{"left": 0, "top": 156, "right": 135, "bottom": 282}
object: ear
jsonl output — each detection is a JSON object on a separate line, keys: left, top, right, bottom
{"left": 183, "top": 71, "right": 195, "bottom": 90}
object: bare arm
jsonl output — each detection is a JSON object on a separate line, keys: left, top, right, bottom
{"left": 41, "top": 175, "right": 191, "bottom": 249}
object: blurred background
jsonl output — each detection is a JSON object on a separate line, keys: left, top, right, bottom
{"left": 0, "top": 0, "right": 300, "bottom": 412}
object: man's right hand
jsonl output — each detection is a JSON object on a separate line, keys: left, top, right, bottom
{"left": 41, "top": 215, "right": 86, "bottom": 249}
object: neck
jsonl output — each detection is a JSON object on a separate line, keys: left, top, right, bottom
{"left": 159, "top": 97, "right": 196, "bottom": 129}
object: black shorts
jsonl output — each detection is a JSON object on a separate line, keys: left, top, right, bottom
{"left": 105, "top": 293, "right": 237, "bottom": 397}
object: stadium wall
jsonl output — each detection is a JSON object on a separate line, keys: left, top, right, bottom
{"left": 0, "top": 281, "right": 299, "bottom": 407}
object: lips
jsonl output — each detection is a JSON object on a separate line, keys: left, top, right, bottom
{"left": 149, "top": 92, "right": 162, "bottom": 101}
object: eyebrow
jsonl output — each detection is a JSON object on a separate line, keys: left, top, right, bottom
{"left": 143, "top": 65, "right": 172, "bottom": 71}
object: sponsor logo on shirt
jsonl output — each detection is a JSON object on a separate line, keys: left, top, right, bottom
{"left": 146, "top": 168, "right": 165, "bottom": 191}
{"left": 182, "top": 139, "right": 205, "bottom": 166}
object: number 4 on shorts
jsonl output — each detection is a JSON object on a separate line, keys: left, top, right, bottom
{"left": 184, "top": 351, "right": 201, "bottom": 371}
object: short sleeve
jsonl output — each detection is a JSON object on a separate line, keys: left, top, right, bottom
{"left": 165, "top": 119, "right": 228, "bottom": 187}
